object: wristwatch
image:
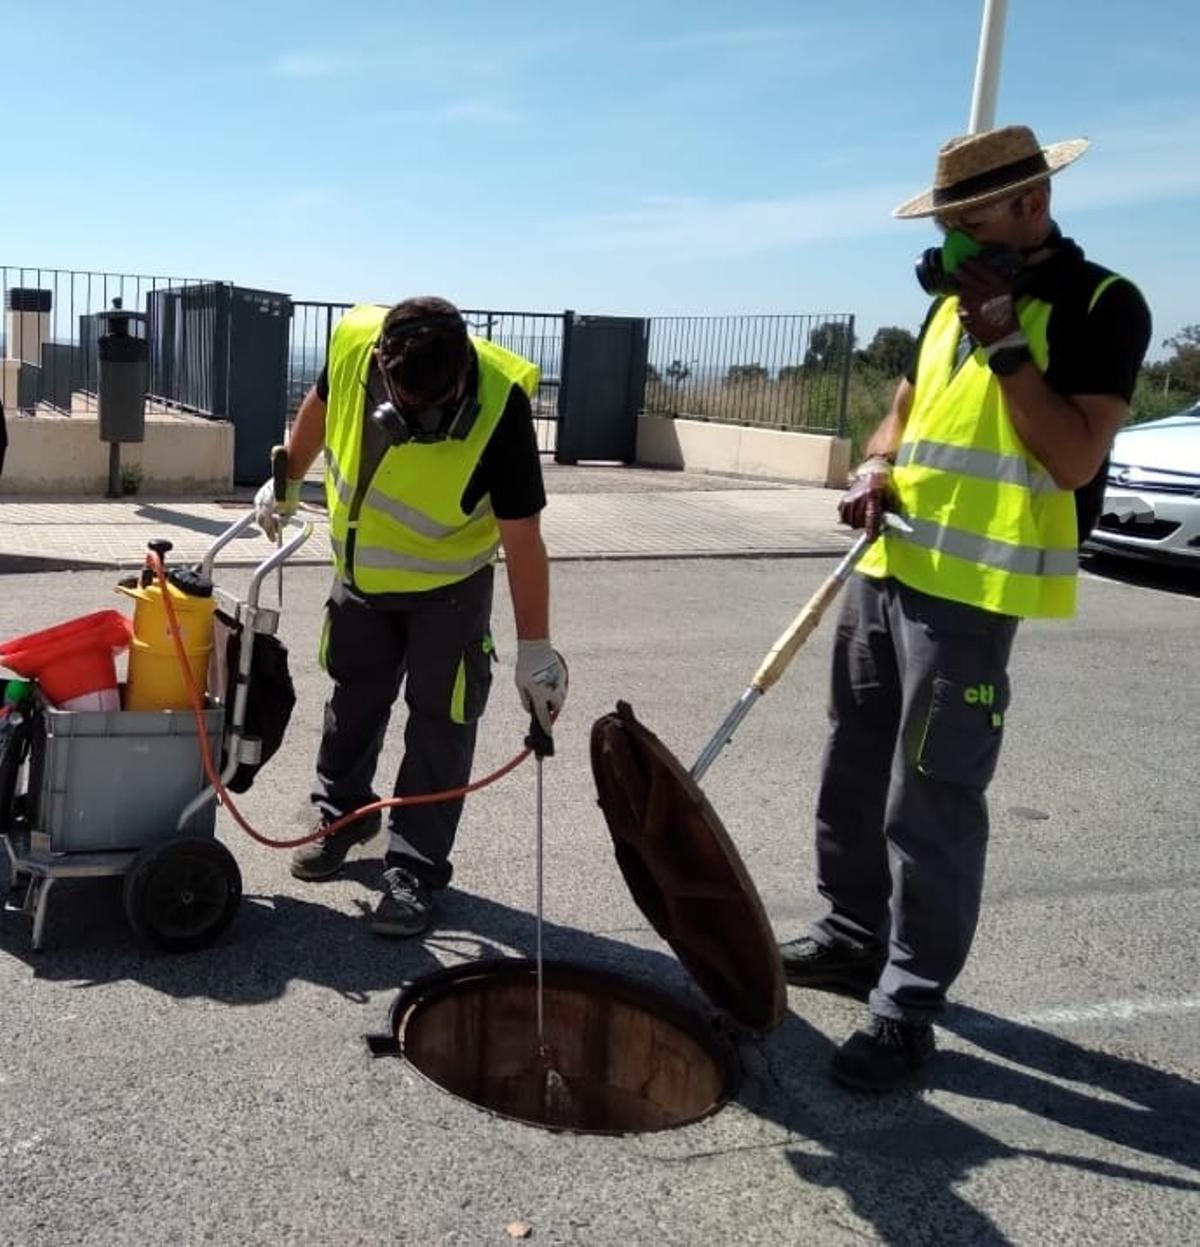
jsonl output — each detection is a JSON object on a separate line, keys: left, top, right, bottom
{"left": 988, "top": 344, "right": 1032, "bottom": 376}
{"left": 984, "top": 332, "right": 1032, "bottom": 377}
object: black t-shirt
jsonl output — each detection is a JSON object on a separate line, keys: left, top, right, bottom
{"left": 315, "top": 352, "right": 546, "bottom": 521}
{"left": 904, "top": 231, "right": 1152, "bottom": 539}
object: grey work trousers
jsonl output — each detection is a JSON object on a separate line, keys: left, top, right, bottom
{"left": 311, "top": 568, "right": 496, "bottom": 889}
{"left": 809, "top": 573, "right": 1018, "bottom": 1023}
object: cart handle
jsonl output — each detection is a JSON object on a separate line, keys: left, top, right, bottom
{"left": 199, "top": 509, "right": 310, "bottom": 582}
{"left": 248, "top": 520, "right": 314, "bottom": 609}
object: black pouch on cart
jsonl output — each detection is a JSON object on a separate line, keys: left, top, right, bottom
{"left": 209, "top": 610, "right": 297, "bottom": 794}
{"left": 0, "top": 700, "right": 40, "bottom": 828}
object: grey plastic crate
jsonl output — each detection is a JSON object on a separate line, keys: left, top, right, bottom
{"left": 37, "top": 704, "right": 224, "bottom": 853}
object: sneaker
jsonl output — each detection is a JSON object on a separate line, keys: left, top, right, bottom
{"left": 289, "top": 814, "right": 382, "bottom": 881}
{"left": 369, "top": 865, "right": 435, "bottom": 938}
{"left": 831, "top": 1014, "right": 936, "bottom": 1092}
{"left": 778, "top": 935, "right": 885, "bottom": 1001}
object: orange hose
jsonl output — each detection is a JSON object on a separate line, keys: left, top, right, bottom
{"left": 149, "top": 554, "right": 531, "bottom": 850}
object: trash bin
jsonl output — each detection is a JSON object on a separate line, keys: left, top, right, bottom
{"left": 97, "top": 298, "right": 149, "bottom": 445}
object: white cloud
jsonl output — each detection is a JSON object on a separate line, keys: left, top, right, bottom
{"left": 277, "top": 189, "right": 337, "bottom": 214}
{"left": 1052, "top": 115, "right": 1200, "bottom": 214}
{"left": 271, "top": 32, "right": 572, "bottom": 84}
{"left": 636, "top": 21, "right": 866, "bottom": 53}
{"left": 273, "top": 52, "right": 341, "bottom": 79}
{"left": 550, "top": 108, "right": 1200, "bottom": 264}
{"left": 379, "top": 98, "right": 519, "bottom": 126}
{"left": 436, "top": 99, "right": 519, "bottom": 125}
{"left": 639, "top": 23, "right": 817, "bottom": 51}
{"left": 548, "top": 185, "right": 910, "bottom": 260}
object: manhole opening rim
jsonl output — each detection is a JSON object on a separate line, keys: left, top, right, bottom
{"left": 379, "top": 956, "right": 743, "bottom": 1137}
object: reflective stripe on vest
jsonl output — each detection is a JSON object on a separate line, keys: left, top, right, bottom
{"left": 901, "top": 515, "right": 1078, "bottom": 578}
{"left": 894, "top": 440, "right": 1059, "bottom": 494}
{"left": 326, "top": 444, "right": 494, "bottom": 536}
{"left": 325, "top": 448, "right": 355, "bottom": 511}
{"left": 857, "top": 278, "right": 1127, "bottom": 620}
{"left": 329, "top": 535, "right": 498, "bottom": 580}
{"left": 322, "top": 304, "right": 539, "bottom": 595}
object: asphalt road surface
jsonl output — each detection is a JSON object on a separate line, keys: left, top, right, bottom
{"left": 0, "top": 556, "right": 1196, "bottom": 1245}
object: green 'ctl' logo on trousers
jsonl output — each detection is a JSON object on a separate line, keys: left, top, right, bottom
{"left": 964, "top": 683, "right": 997, "bottom": 706}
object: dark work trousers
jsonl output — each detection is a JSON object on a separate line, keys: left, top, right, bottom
{"left": 809, "top": 573, "right": 1019, "bottom": 1024}
{"left": 311, "top": 567, "right": 496, "bottom": 890}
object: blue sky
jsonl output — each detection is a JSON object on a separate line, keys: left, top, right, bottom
{"left": 3, "top": 1, "right": 1197, "bottom": 357}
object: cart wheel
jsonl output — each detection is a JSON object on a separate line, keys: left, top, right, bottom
{"left": 123, "top": 838, "right": 242, "bottom": 953}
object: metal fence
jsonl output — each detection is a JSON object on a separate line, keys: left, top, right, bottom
{"left": 643, "top": 313, "right": 856, "bottom": 436}
{"left": 0, "top": 266, "right": 226, "bottom": 418}
{"left": 288, "top": 302, "right": 565, "bottom": 453}
{"left": 3, "top": 267, "right": 855, "bottom": 464}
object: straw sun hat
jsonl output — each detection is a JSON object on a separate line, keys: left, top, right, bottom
{"left": 893, "top": 124, "right": 1090, "bottom": 220}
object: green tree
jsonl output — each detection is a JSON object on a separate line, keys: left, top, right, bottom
{"left": 1159, "top": 324, "right": 1200, "bottom": 394}
{"left": 859, "top": 326, "right": 917, "bottom": 377}
{"left": 1128, "top": 325, "right": 1200, "bottom": 424}
{"left": 665, "top": 358, "right": 691, "bottom": 386}
{"left": 804, "top": 320, "right": 856, "bottom": 370}
{"left": 726, "top": 363, "right": 768, "bottom": 385}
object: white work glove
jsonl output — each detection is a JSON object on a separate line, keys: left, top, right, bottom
{"left": 514, "top": 640, "right": 568, "bottom": 735}
{"left": 253, "top": 477, "right": 302, "bottom": 542}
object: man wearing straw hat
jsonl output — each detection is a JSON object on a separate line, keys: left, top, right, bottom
{"left": 780, "top": 126, "right": 1151, "bottom": 1090}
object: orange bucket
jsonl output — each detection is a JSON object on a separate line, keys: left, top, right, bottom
{"left": 0, "top": 610, "right": 132, "bottom": 708}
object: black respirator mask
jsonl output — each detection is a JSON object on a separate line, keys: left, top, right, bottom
{"left": 914, "top": 229, "right": 1027, "bottom": 297}
{"left": 369, "top": 316, "right": 481, "bottom": 447}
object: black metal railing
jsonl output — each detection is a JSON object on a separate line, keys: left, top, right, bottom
{"left": 643, "top": 313, "right": 856, "bottom": 436}
{"left": 4, "top": 268, "right": 855, "bottom": 471}
{"left": 0, "top": 266, "right": 227, "bottom": 418}
{"left": 287, "top": 299, "right": 350, "bottom": 418}
{"left": 287, "top": 302, "right": 565, "bottom": 453}
{"left": 465, "top": 310, "right": 563, "bottom": 453}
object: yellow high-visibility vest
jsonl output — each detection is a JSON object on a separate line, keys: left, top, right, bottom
{"left": 857, "top": 281, "right": 1121, "bottom": 619}
{"left": 323, "top": 304, "right": 539, "bottom": 595}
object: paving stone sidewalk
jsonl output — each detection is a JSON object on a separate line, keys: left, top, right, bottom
{"left": 0, "top": 467, "right": 851, "bottom": 571}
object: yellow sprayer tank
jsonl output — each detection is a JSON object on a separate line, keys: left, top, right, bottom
{"left": 117, "top": 565, "right": 215, "bottom": 712}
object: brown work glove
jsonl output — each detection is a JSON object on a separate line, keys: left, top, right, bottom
{"left": 838, "top": 455, "right": 895, "bottom": 539}
{"left": 956, "top": 258, "right": 1021, "bottom": 346}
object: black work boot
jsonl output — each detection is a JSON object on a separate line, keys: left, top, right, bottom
{"left": 370, "top": 864, "right": 436, "bottom": 938}
{"left": 831, "top": 1014, "right": 937, "bottom": 1092}
{"left": 778, "top": 935, "right": 885, "bottom": 1001}
{"left": 289, "top": 814, "right": 382, "bottom": 881}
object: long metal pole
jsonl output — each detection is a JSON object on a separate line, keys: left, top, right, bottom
{"left": 535, "top": 753, "right": 546, "bottom": 1050}
{"left": 968, "top": 0, "right": 1008, "bottom": 133}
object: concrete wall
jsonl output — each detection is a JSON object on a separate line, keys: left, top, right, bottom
{"left": 0, "top": 360, "right": 22, "bottom": 410}
{"left": 637, "top": 415, "right": 851, "bottom": 487}
{"left": 5, "top": 310, "right": 51, "bottom": 366}
{"left": 2, "top": 411, "right": 234, "bottom": 495}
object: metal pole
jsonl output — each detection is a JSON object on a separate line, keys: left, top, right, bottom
{"left": 535, "top": 753, "right": 546, "bottom": 1050}
{"left": 107, "top": 442, "right": 121, "bottom": 498}
{"left": 968, "top": 0, "right": 1008, "bottom": 133}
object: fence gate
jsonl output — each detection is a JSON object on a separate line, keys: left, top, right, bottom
{"left": 555, "top": 314, "right": 648, "bottom": 464}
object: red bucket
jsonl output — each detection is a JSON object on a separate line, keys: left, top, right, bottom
{"left": 0, "top": 610, "right": 133, "bottom": 708}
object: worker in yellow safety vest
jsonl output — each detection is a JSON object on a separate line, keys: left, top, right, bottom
{"left": 778, "top": 126, "right": 1151, "bottom": 1090}
{"left": 255, "top": 297, "right": 567, "bottom": 938}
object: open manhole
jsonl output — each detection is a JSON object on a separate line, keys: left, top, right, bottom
{"left": 369, "top": 703, "right": 786, "bottom": 1136}
{"left": 370, "top": 958, "right": 737, "bottom": 1134}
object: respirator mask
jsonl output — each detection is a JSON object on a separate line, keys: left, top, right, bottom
{"left": 369, "top": 314, "right": 481, "bottom": 447}
{"left": 914, "top": 229, "right": 1027, "bottom": 297}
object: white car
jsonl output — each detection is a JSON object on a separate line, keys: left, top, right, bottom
{"left": 1086, "top": 406, "right": 1200, "bottom": 566}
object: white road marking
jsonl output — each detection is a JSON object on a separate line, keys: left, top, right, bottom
{"left": 1013, "top": 997, "right": 1200, "bottom": 1027}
